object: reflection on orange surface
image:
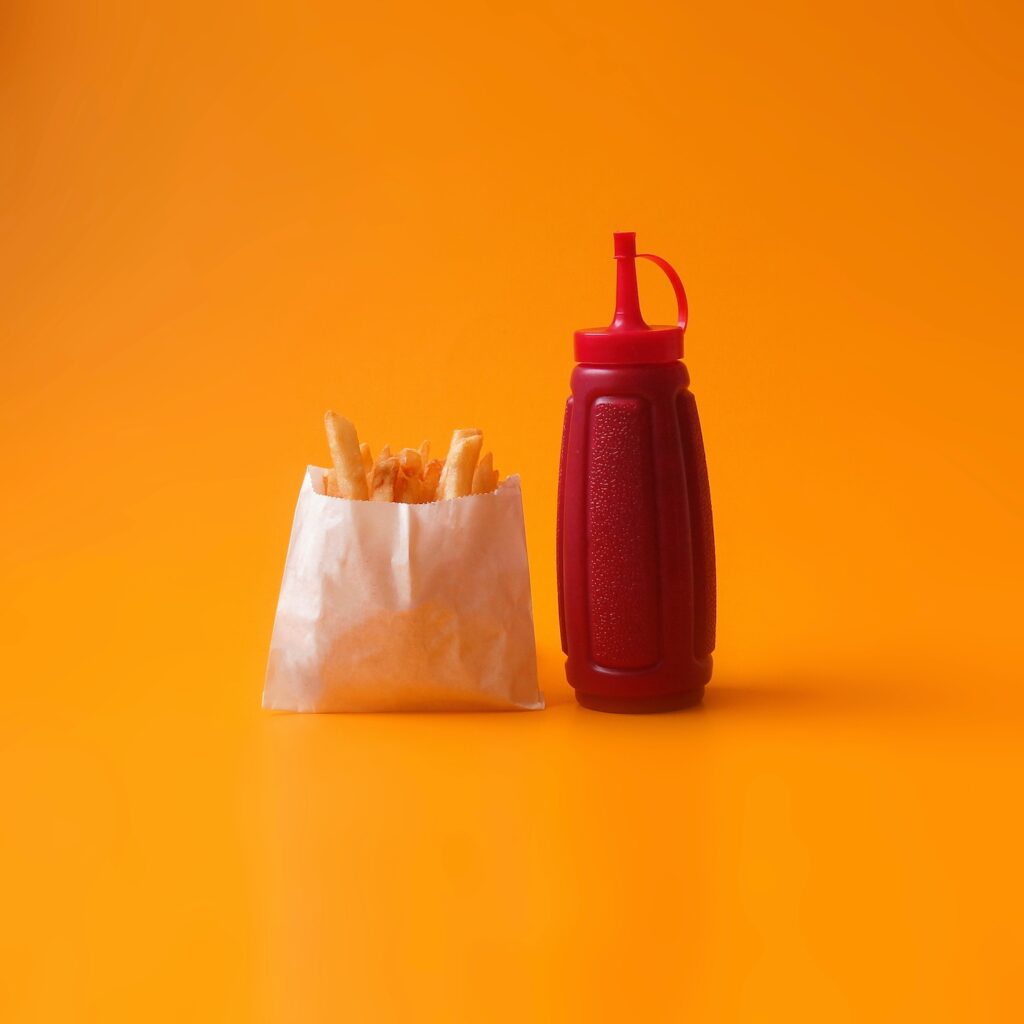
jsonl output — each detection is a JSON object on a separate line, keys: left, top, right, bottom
{"left": 1, "top": 1, "right": 1022, "bottom": 1020}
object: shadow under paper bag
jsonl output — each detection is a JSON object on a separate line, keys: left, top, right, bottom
{"left": 263, "top": 467, "right": 543, "bottom": 712}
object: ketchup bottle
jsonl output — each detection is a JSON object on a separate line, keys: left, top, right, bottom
{"left": 557, "top": 232, "right": 716, "bottom": 713}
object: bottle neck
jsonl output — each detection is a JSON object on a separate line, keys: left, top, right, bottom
{"left": 612, "top": 257, "right": 647, "bottom": 330}
{"left": 572, "top": 361, "right": 689, "bottom": 388}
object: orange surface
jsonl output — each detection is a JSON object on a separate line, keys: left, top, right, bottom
{"left": 2, "top": 2, "right": 1023, "bottom": 1021}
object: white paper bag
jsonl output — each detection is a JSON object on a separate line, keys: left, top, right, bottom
{"left": 263, "top": 467, "right": 543, "bottom": 712}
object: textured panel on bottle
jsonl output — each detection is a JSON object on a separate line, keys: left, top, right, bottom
{"left": 679, "top": 392, "right": 717, "bottom": 657}
{"left": 557, "top": 398, "right": 571, "bottom": 655}
{"left": 586, "top": 397, "right": 660, "bottom": 669}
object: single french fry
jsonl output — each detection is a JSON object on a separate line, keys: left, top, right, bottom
{"left": 453, "top": 427, "right": 481, "bottom": 441}
{"left": 417, "top": 440, "right": 430, "bottom": 464}
{"left": 360, "top": 442, "right": 373, "bottom": 476}
{"left": 421, "top": 459, "right": 442, "bottom": 502}
{"left": 324, "top": 469, "right": 344, "bottom": 498}
{"left": 367, "top": 444, "right": 391, "bottom": 491}
{"left": 370, "top": 457, "right": 399, "bottom": 501}
{"left": 398, "top": 448, "right": 422, "bottom": 476}
{"left": 324, "top": 411, "right": 369, "bottom": 501}
{"left": 472, "top": 452, "right": 495, "bottom": 494}
{"left": 439, "top": 430, "right": 483, "bottom": 499}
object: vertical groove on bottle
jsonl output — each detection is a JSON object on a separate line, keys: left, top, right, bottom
{"left": 586, "top": 397, "right": 660, "bottom": 669}
{"left": 557, "top": 398, "right": 571, "bottom": 655}
{"left": 678, "top": 392, "right": 717, "bottom": 658}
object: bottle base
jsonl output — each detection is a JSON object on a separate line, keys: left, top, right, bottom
{"left": 575, "top": 687, "right": 706, "bottom": 714}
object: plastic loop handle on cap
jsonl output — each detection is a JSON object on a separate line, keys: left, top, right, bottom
{"left": 574, "top": 234, "right": 687, "bottom": 364}
{"left": 637, "top": 253, "right": 688, "bottom": 335}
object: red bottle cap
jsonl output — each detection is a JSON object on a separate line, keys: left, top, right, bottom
{"left": 574, "top": 232, "right": 689, "bottom": 364}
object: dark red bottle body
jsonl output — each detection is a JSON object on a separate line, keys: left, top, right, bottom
{"left": 557, "top": 236, "right": 716, "bottom": 712}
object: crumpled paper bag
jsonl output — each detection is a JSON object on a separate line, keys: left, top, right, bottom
{"left": 263, "top": 466, "right": 543, "bottom": 712}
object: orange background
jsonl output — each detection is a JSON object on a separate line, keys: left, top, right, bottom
{"left": 2, "top": 1, "right": 1023, "bottom": 1020}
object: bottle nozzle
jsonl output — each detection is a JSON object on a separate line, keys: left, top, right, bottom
{"left": 612, "top": 231, "right": 647, "bottom": 330}
{"left": 613, "top": 231, "right": 637, "bottom": 260}
{"left": 574, "top": 231, "right": 686, "bottom": 365}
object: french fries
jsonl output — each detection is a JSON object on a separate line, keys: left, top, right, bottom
{"left": 324, "top": 468, "right": 342, "bottom": 498}
{"left": 321, "top": 415, "right": 501, "bottom": 502}
{"left": 370, "top": 457, "right": 399, "bottom": 501}
{"left": 398, "top": 448, "right": 422, "bottom": 475}
{"left": 422, "top": 459, "right": 442, "bottom": 500}
{"left": 439, "top": 429, "right": 483, "bottom": 500}
{"left": 395, "top": 467, "right": 424, "bottom": 504}
{"left": 324, "top": 411, "right": 369, "bottom": 501}
{"left": 472, "top": 452, "right": 498, "bottom": 495}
